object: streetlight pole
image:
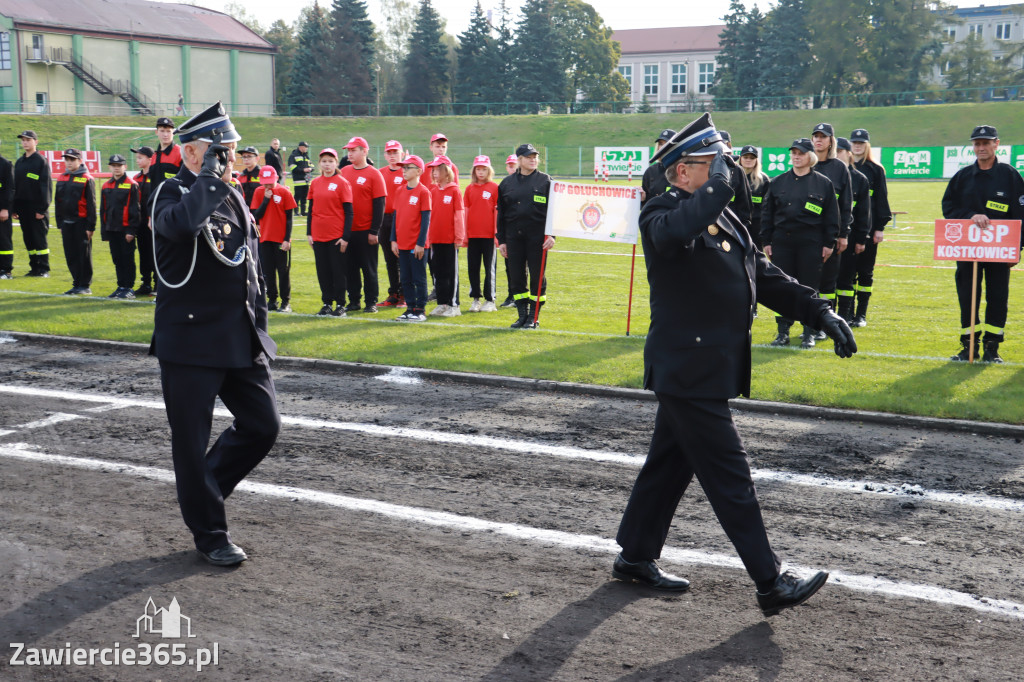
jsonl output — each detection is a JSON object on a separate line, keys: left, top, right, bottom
{"left": 375, "top": 65, "right": 381, "bottom": 117}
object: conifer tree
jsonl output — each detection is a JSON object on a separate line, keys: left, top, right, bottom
{"left": 454, "top": 2, "right": 495, "bottom": 114}
{"left": 509, "top": 0, "right": 566, "bottom": 113}
{"left": 284, "top": 3, "right": 331, "bottom": 114}
{"left": 401, "top": 0, "right": 450, "bottom": 114}
{"left": 323, "top": 0, "right": 377, "bottom": 114}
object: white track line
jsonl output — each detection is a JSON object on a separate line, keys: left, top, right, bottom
{"left": 1, "top": 384, "right": 1022, "bottom": 513}
{"left": 1, "top": 443, "right": 1021, "bottom": 622}
{"left": 14, "top": 413, "right": 87, "bottom": 430}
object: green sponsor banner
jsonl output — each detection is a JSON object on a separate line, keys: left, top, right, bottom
{"left": 882, "top": 147, "right": 944, "bottom": 179}
{"left": 762, "top": 148, "right": 792, "bottom": 178}
{"left": 1010, "top": 145, "right": 1024, "bottom": 174}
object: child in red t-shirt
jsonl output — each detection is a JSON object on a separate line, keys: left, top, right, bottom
{"left": 464, "top": 155, "right": 500, "bottom": 312}
{"left": 390, "top": 155, "right": 432, "bottom": 321}
{"left": 426, "top": 156, "right": 465, "bottom": 317}
{"left": 251, "top": 165, "right": 298, "bottom": 312}
{"left": 307, "top": 148, "right": 354, "bottom": 316}
{"left": 378, "top": 140, "right": 406, "bottom": 308}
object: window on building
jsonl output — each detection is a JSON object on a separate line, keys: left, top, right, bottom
{"left": 31, "top": 34, "right": 44, "bottom": 60}
{"left": 996, "top": 23, "right": 1012, "bottom": 40}
{"left": 618, "top": 65, "right": 632, "bottom": 89}
{"left": 0, "top": 33, "right": 10, "bottom": 70}
{"left": 36, "top": 92, "right": 48, "bottom": 114}
{"left": 643, "top": 65, "right": 658, "bottom": 96}
{"left": 969, "top": 24, "right": 983, "bottom": 36}
{"left": 698, "top": 62, "right": 715, "bottom": 94}
{"left": 943, "top": 26, "right": 956, "bottom": 40}
{"left": 671, "top": 64, "right": 687, "bottom": 94}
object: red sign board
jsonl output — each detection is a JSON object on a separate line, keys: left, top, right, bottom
{"left": 934, "top": 219, "right": 1021, "bottom": 263}
{"left": 44, "top": 150, "right": 103, "bottom": 175}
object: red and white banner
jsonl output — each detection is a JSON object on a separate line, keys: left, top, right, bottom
{"left": 544, "top": 181, "right": 641, "bottom": 244}
{"left": 45, "top": 151, "right": 103, "bottom": 175}
{"left": 934, "top": 219, "right": 1021, "bottom": 263}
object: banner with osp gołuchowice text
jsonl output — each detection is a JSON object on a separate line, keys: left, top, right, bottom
{"left": 544, "top": 181, "right": 641, "bottom": 244}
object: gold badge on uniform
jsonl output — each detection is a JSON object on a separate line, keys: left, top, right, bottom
{"left": 708, "top": 225, "right": 719, "bottom": 236}
{"left": 216, "top": 239, "right": 225, "bottom": 251}
{"left": 722, "top": 241, "right": 731, "bottom": 252}
{"left": 223, "top": 224, "right": 232, "bottom": 235}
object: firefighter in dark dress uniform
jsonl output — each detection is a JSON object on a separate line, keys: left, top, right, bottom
{"left": 640, "top": 129, "right": 674, "bottom": 207}
{"left": 150, "top": 102, "right": 280, "bottom": 567}
{"left": 760, "top": 138, "right": 841, "bottom": 348}
{"left": 941, "top": 124, "right": 1024, "bottom": 363}
{"left": 613, "top": 113, "right": 856, "bottom": 617}
{"left": 849, "top": 128, "right": 893, "bottom": 327}
{"left": 288, "top": 142, "right": 313, "bottom": 216}
{"left": 835, "top": 137, "right": 873, "bottom": 323}
{"left": 13, "top": 130, "right": 52, "bottom": 277}
{"left": 809, "top": 123, "right": 853, "bottom": 338}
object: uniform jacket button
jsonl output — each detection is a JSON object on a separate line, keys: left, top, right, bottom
{"left": 695, "top": 336, "right": 701, "bottom": 343}
{"left": 188, "top": 313, "right": 194, "bottom": 319}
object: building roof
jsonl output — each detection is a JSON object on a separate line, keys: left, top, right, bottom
{"left": 611, "top": 26, "right": 725, "bottom": 56}
{"left": 0, "top": 0, "right": 274, "bottom": 52}
{"left": 949, "top": 4, "right": 1018, "bottom": 19}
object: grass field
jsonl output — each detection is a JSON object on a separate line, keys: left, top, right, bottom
{"left": 1, "top": 178, "right": 1022, "bottom": 424}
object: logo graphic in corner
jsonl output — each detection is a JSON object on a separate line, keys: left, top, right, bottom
{"left": 893, "top": 150, "right": 931, "bottom": 168}
{"left": 768, "top": 153, "right": 788, "bottom": 172}
{"left": 944, "top": 223, "right": 963, "bottom": 244}
{"left": 578, "top": 201, "right": 604, "bottom": 233}
{"left": 135, "top": 597, "right": 196, "bottom": 639}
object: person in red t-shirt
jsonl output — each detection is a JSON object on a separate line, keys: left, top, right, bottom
{"left": 390, "top": 155, "right": 432, "bottom": 321}
{"left": 378, "top": 140, "right": 406, "bottom": 308}
{"left": 340, "top": 136, "right": 387, "bottom": 313}
{"left": 464, "top": 155, "right": 500, "bottom": 312}
{"left": 426, "top": 156, "right": 465, "bottom": 317}
{"left": 307, "top": 148, "right": 354, "bottom": 317}
{"left": 251, "top": 165, "right": 298, "bottom": 313}
{"left": 421, "top": 133, "right": 458, "bottom": 303}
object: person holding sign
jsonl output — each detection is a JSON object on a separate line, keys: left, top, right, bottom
{"left": 941, "top": 124, "right": 1024, "bottom": 363}
{"left": 614, "top": 113, "right": 856, "bottom": 617}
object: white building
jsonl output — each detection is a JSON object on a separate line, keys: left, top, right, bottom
{"left": 935, "top": 3, "right": 1024, "bottom": 82}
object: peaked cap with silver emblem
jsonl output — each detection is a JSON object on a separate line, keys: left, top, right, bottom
{"left": 650, "top": 113, "right": 729, "bottom": 166}
{"left": 175, "top": 101, "right": 241, "bottom": 144}
{"left": 970, "top": 124, "right": 998, "bottom": 140}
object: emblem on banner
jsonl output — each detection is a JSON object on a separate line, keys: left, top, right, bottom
{"left": 945, "top": 223, "right": 963, "bottom": 244}
{"left": 577, "top": 201, "right": 604, "bottom": 233}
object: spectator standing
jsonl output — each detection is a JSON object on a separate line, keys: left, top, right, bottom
{"left": 307, "top": 148, "right": 353, "bottom": 316}
{"left": 640, "top": 129, "right": 675, "bottom": 207}
{"left": 150, "top": 117, "right": 183, "bottom": 199}
{"left": 340, "top": 136, "right": 387, "bottom": 313}
{"left": 499, "top": 153, "right": 520, "bottom": 308}
{"left": 0, "top": 144, "right": 14, "bottom": 279}
{"left": 426, "top": 156, "right": 465, "bottom": 317}
{"left": 264, "top": 139, "right": 285, "bottom": 179}
{"left": 390, "top": 155, "right": 432, "bottom": 322}
{"left": 378, "top": 140, "right": 406, "bottom": 308}
{"left": 236, "top": 146, "right": 262, "bottom": 207}
{"left": 835, "top": 138, "right": 873, "bottom": 324}
{"left": 99, "top": 154, "right": 141, "bottom": 299}
{"left": 251, "top": 165, "right": 297, "bottom": 313}
{"left": 464, "top": 155, "right": 499, "bottom": 312}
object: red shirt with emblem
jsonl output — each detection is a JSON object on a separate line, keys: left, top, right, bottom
{"left": 382, "top": 165, "right": 405, "bottom": 213}
{"left": 393, "top": 183, "right": 432, "bottom": 250}
{"left": 340, "top": 164, "right": 386, "bottom": 231}
{"left": 463, "top": 181, "right": 499, "bottom": 239}
{"left": 308, "top": 172, "right": 353, "bottom": 241}
{"left": 250, "top": 184, "right": 298, "bottom": 243}
{"left": 428, "top": 183, "right": 465, "bottom": 245}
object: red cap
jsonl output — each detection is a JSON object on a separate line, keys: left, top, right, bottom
{"left": 473, "top": 155, "right": 491, "bottom": 168}
{"left": 426, "top": 155, "right": 453, "bottom": 168}
{"left": 505, "top": 155, "right": 517, "bottom": 166}
{"left": 430, "top": 133, "right": 448, "bottom": 143}
{"left": 400, "top": 155, "right": 425, "bottom": 171}
{"left": 385, "top": 140, "right": 402, "bottom": 152}
{"left": 259, "top": 165, "right": 278, "bottom": 184}
{"left": 344, "top": 136, "right": 369, "bottom": 149}
{"left": 319, "top": 148, "right": 339, "bottom": 159}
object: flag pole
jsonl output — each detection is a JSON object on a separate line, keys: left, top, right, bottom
{"left": 626, "top": 244, "right": 637, "bottom": 336}
{"left": 969, "top": 261, "right": 979, "bottom": 363}
{"left": 532, "top": 246, "right": 549, "bottom": 327}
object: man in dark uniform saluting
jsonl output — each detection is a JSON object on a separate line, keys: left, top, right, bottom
{"left": 151, "top": 102, "right": 281, "bottom": 567}
{"left": 613, "top": 113, "right": 857, "bottom": 617}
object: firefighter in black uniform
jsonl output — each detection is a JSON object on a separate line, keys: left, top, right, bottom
{"left": 738, "top": 145, "right": 770, "bottom": 246}
{"left": 13, "top": 130, "right": 52, "bottom": 277}
{"left": 809, "top": 123, "right": 853, "bottom": 337}
{"left": 130, "top": 146, "right": 156, "bottom": 296}
{"left": 613, "top": 113, "right": 856, "bottom": 616}
{"left": 718, "top": 130, "right": 754, "bottom": 230}
{"left": 760, "top": 138, "right": 841, "bottom": 348}
{"left": 150, "top": 117, "right": 183, "bottom": 198}
{"left": 849, "top": 128, "right": 893, "bottom": 327}
{"left": 497, "top": 143, "right": 554, "bottom": 329}
{"left": 288, "top": 141, "right": 313, "bottom": 216}
{"left": 237, "top": 146, "right": 262, "bottom": 207}
{"left": 835, "top": 137, "right": 872, "bottom": 323}
{"left": 265, "top": 138, "right": 285, "bottom": 179}
{"left": 941, "top": 124, "right": 1024, "bottom": 363}
{"left": 150, "top": 102, "right": 280, "bottom": 567}
{"left": 0, "top": 145, "right": 14, "bottom": 279}
{"left": 54, "top": 149, "right": 97, "bottom": 295}
{"left": 100, "top": 154, "right": 141, "bottom": 299}
{"left": 640, "top": 129, "right": 674, "bottom": 207}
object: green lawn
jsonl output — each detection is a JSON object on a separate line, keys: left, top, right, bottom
{"left": 2, "top": 180, "right": 1023, "bottom": 424}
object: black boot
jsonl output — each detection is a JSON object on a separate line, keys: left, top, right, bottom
{"left": 950, "top": 334, "right": 979, "bottom": 362}
{"left": 523, "top": 301, "right": 539, "bottom": 329}
{"left": 769, "top": 321, "right": 791, "bottom": 347}
{"left": 800, "top": 325, "right": 816, "bottom": 349}
{"left": 982, "top": 334, "right": 1004, "bottom": 363}
{"left": 837, "top": 295, "right": 854, "bottom": 323}
{"left": 853, "top": 291, "right": 870, "bottom": 327}
{"left": 510, "top": 300, "right": 530, "bottom": 329}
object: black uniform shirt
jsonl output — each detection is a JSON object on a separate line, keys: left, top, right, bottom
{"left": 848, "top": 166, "right": 872, "bottom": 244}
{"left": 746, "top": 171, "right": 770, "bottom": 241}
{"left": 13, "top": 152, "right": 51, "bottom": 215}
{"left": 54, "top": 167, "right": 96, "bottom": 227}
{"left": 0, "top": 154, "right": 13, "bottom": 213}
{"left": 729, "top": 165, "right": 754, "bottom": 229}
{"left": 814, "top": 158, "right": 853, "bottom": 237}
{"left": 264, "top": 147, "right": 285, "bottom": 177}
{"left": 760, "top": 169, "right": 840, "bottom": 248}
{"left": 854, "top": 159, "right": 892, "bottom": 232}
{"left": 496, "top": 169, "right": 551, "bottom": 244}
{"left": 942, "top": 160, "right": 1024, "bottom": 223}
{"left": 136, "top": 168, "right": 153, "bottom": 225}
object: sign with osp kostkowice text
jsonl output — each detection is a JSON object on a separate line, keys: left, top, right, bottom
{"left": 934, "top": 219, "right": 1021, "bottom": 262}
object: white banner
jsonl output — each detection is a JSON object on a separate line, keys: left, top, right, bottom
{"left": 942, "top": 145, "right": 1011, "bottom": 177}
{"left": 594, "top": 147, "right": 648, "bottom": 176}
{"left": 544, "top": 181, "right": 641, "bottom": 244}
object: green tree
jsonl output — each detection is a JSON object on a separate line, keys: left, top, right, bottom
{"left": 284, "top": 2, "right": 332, "bottom": 115}
{"left": 757, "top": 0, "right": 809, "bottom": 108}
{"left": 479, "top": 0, "right": 515, "bottom": 110}
{"left": 509, "top": 0, "right": 566, "bottom": 113}
{"left": 401, "top": 0, "right": 450, "bottom": 114}
{"left": 713, "top": 0, "right": 766, "bottom": 110}
{"left": 454, "top": 2, "right": 495, "bottom": 113}
{"left": 944, "top": 33, "right": 1006, "bottom": 95}
{"left": 262, "top": 19, "right": 299, "bottom": 107}
{"left": 323, "top": 0, "right": 377, "bottom": 115}
{"left": 550, "top": 0, "right": 629, "bottom": 112}
{"left": 804, "top": 0, "right": 870, "bottom": 107}
{"left": 860, "top": 0, "right": 946, "bottom": 102}
{"left": 375, "top": 0, "right": 417, "bottom": 107}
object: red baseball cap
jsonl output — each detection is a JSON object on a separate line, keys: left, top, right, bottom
{"left": 259, "top": 165, "right": 278, "bottom": 184}
{"left": 344, "top": 136, "right": 369, "bottom": 149}
{"left": 472, "top": 155, "right": 491, "bottom": 168}
{"left": 400, "top": 155, "right": 425, "bottom": 171}
{"left": 430, "top": 133, "right": 448, "bottom": 143}
{"left": 319, "top": 148, "right": 339, "bottom": 158}
{"left": 505, "top": 155, "right": 518, "bottom": 165}
{"left": 426, "top": 155, "right": 453, "bottom": 168}
{"left": 385, "top": 140, "right": 402, "bottom": 152}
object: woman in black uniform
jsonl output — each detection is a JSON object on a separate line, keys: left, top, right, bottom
{"left": 738, "top": 145, "right": 770, "bottom": 246}
{"left": 760, "top": 138, "right": 841, "bottom": 349}
{"left": 848, "top": 128, "right": 892, "bottom": 327}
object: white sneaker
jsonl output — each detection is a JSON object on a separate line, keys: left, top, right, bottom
{"left": 480, "top": 300, "right": 497, "bottom": 312}
{"left": 469, "top": 298, "right": 482, "bottom": 312}
{"left": 430, "top": 304, "right": 448, "bottom": 316}
{"left": 442, "top": 305, "right": 461, "bottom": 317}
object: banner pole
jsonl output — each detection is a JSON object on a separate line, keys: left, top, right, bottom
{"left": 533, "top": 246, "right": 549, "bottom": 327}
{"left": 969, "top": 261, "right": 979, "bottom": 363}
{"left": 626, "top": 244, "right": 637, "bottom": 336}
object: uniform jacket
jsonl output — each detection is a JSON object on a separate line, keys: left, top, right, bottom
{"left": 150, "top": 143, "right": 183, "bottom": 194}
{"left": 150, "top": 167, "right": 275, "bottom": 369}
{"left": 496, "top": 169, "right": 551, "bottom": 243}
{"left": 941, "top": 160, "right": 1024, "bottom": 235}
{"left": 854, "top": 159, "right": 892, "bottom": 232}
{"left": 746, "top": 171, "right": 770, "bottom": 241}
{"left": 264, "top": 147, "right": 285, "bottom": 177}
{"left": 288, "top": 150, "right": 312, "bottom": 185}
{"left": 641, "top": 177, "right": 829, "bottom": 399}
{"left": 54, "top": 167, "right": 96, "bottom": 227}
{"left": 100, "top": 174, "right": 141, "bottom": 238}
{"left": 136, "top": 168, "right": 153, "bottom": 226}
{"left": 13, "top": 152, "right": 51, "bottom": 216}
{"left": 237, "top": 166, "right": 261, "bottom": 207}
{"left": 729, "top": 165, "right": 754, "bottom": 229}
{"left": 759, "top": 169, "right": 841, "bottom": 248}
{"left": 0, "top": 154, "right": 13, "bottom": 213}
{"left": 641, "top": 162, "right": 669, "bottom": 207}
{"left": 848, "top": 166, "right": 872, "bottom": 244}
{"left": 813, "top": 158, "right": 854, "bottom": 237}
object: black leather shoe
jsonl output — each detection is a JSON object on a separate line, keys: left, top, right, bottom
{"left": 612, "top": 554, "right": 690, "bottom": 592}
{"left": 757, "top": 569, "right": 828, "bottom": 616}
{"left": 199, "top": 543, "right": 247, "bottom": 566}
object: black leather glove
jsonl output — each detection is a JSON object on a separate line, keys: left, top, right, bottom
{"left": 819, "top": 308, "right": 857, "bottom": 358}
{"left": 709, "top": 151, "right": 731, "bottom": 185}
{"left": 198, "top": 143, "right": 228, "bottom": 179}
